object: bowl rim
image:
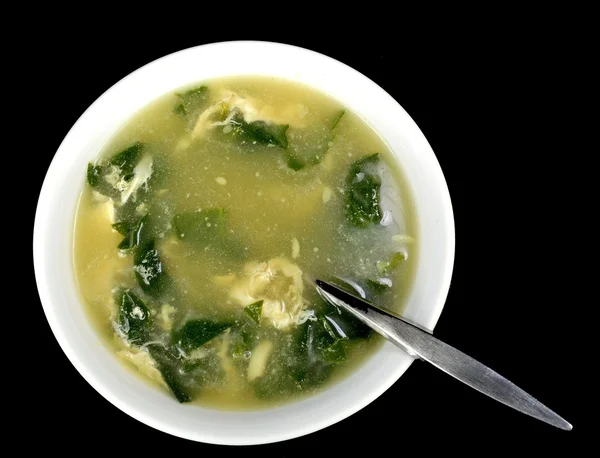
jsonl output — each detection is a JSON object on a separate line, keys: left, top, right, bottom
{"left": 33, "top": 40, "right": 455, "bottom": 445}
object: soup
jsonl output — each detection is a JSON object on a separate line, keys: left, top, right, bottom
{"left": 73, "top": 76, "right": 417, "bottom": 409}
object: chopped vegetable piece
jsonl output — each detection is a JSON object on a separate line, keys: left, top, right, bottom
{"left": 173, "top": 103, "right": 186, "bottom": 117}
{"left": 134, "top": 240, "right": 169, "bottom": 297}
{"left": 112, "top": 221, "right": 131, "bottom": 235}
{"left": 345, "top": 153, "right": 383, "bottom": 227}
{"left": 172, "top": 209, "right": 246, "bottom": 257}
{"left": 85, "top": 142, "right": 152, "bottom": 205}
{"left": 377, "top": 252, "right": 405, "bottom": 273}
{"left": 108, "top": 142, "right": 144, "bottom": 177}
{"left": 118, "top": 214, "right": 149, "bottom": 250}
{"left": 159, "top": 364, "right": 192, "bottom": 403}
{"left": 244, "top": 300, "right": 263, "bottom": 324}
{"left": 285, "top": 110, "right": 346, "bottom": 171}
{"left": 173, "top": 209, "right": 227, "bottom": 241}
{"left": 316, "top": 282, "right": 373, "bottom": 340}
{"left": 173, "top": 320, "right": 232, "bottom": 352}
{"left": 230, "top": 323, "right": 260, "bottom": 359}
{"left": 181, "top": 360, "right": 204, "bottom": 373}
{"left": 147, "top": 345, "right": 192, "bottom": 403}
{"left": 87, "top": 163, "right": 103, "bottom": 188}
{"left": 174, "top": 86, "right": 209, "bottom": 118}
{"left": 310, "top": 317, "right": 347, "bottom": 364}
{"left": 320, "top": 340, "right": 347, "bottom": 363}
{"left": 117, "top": 290, "right": 151, "bottom": 345}
{"left": 294, "top": 322, "right": 335, "bottom": 381}
{"left": 251, "top": 322, "right": 334, "bottom": 399}
{"left": 310, "top": 316, "right": 348, "bottom": 363}
{"left": 230, "top": 111, "right": 289, "bottom": 148}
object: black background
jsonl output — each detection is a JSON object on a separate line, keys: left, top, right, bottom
{"left": 28, "top": 30, "right": 582, "bottom": 453}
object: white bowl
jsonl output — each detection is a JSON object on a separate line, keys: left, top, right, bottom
{"left": 33, "top": 41, "right": 454, "bottom": 445}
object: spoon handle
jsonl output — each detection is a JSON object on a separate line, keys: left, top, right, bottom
{"left": 315, "top": 280, "right": 572, "bottom": 431}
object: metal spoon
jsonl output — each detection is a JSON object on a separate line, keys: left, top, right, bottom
{"left": 315, "top": 279, "right": 572, "bottom": 431}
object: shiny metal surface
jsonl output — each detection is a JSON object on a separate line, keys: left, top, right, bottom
{"left": 315, "top": 280, "right": 572, "bottom": 431}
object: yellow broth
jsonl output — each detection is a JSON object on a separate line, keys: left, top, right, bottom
{"left": 73, "top": 76, "right": 418, "bottom": 409}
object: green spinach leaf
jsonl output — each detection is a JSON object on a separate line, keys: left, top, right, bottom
{"left": 108, "top": 142, "right": 144, "bottom": 177}
{"left": 173, "top": 103, "right": 186, "bottom": 117}
{"left": 230, "top": 111, "right": 289, "bottom": 148}
{"left": 230, "top": 323, "right": 260, "bottom": 360}
{"left": 87, "top": 163, "right": 103, "bottom": 188}
{"left": 323, "top": 310, "right": 372, "bottom": 340}
{"left": 173, "top": 209, "right": 227, "bottom": 241}
{"left": 147, "top": 345, "right": 192, "bottom": 403}
{"left": 173, "top": 320, "right": 232, "bottom": 352}
{"left": 377, "top": 252, "right": 405, "bottom": 274}
{"left": 285, "top": 110, "right": 345, "bottom": 171}
{"left": 85, "top": 142, "right": 148, "bottom": 200}
{"left": 117, "top": 290, "right": 151, "bottom": 345}
{"left": 118, "top": 214, "right": 149, "bottom": 250}
{"left": 111, "top": 221, "right": 131, "bottom": 235}
{"left": 251, "top": 322, "right": 334, "bottom": 400}
{"left": 174, "top": 86, "right": 209, "bottom": 118}
{"left": 172, "top": 209, "right": 246, "bottom": 258}
{"left": 243, "top": 300, "right": 263, "bottom": 324}
{"left": 133, "top": 240, "right": 170, "bottom": 297}
{"left": 293, "top": 322, "right": 336, "bottom": 380}
{"left": 345, "top": 153, "right": 383, "bottom": 227}
{"left": 364, "top": 252, "right": 405, "bottom": 291}
{"left": 316, "top": 278, "right": 373, "bottom": 339}
{"left": 312, "top": 316, "right": 349, "bottom": 362}
{"left": 320, "top": 340, "right": 347, "bottom": 363}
